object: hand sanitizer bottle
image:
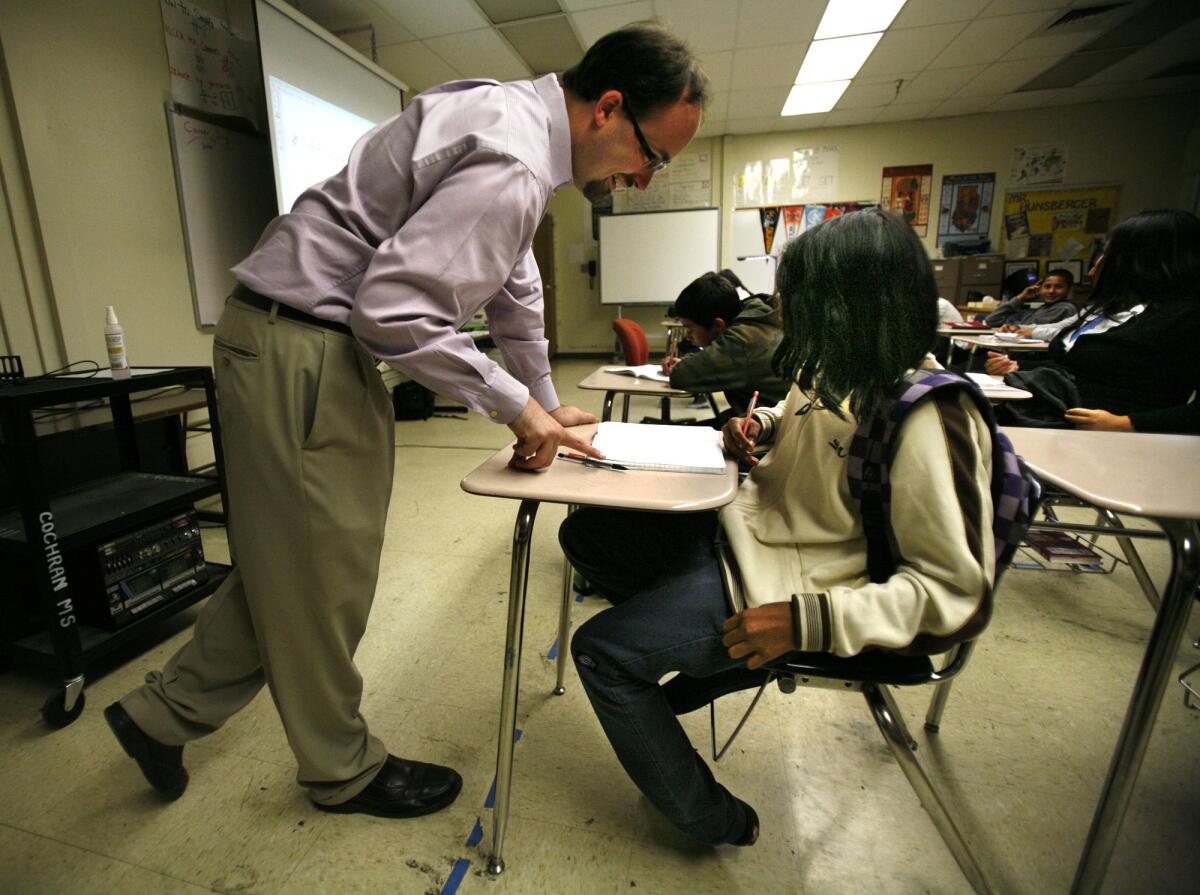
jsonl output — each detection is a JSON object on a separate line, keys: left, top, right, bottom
{"left": 105, "top": 306, "right": 131, "bottom": 379}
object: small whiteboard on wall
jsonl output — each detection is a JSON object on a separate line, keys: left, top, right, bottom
{"left": 167, "top": 108, "right": 277, "bottom": 327}
{"left": 598, "top": 208, "right": 720, "bottom": 305}
{"left": 728, "top": 208, "right": 775, "bottom": 295}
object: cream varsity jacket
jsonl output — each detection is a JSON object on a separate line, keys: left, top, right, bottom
{"left": 718, "top": 381, "right": 995, "bottom": 657}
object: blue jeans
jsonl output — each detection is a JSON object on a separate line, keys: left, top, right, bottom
{"left": 560, "top": 507, "right": 751, "bottom": 844}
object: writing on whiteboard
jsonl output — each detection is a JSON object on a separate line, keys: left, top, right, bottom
{"left": 160, "top": 0, "right": 263, "bottom": 127}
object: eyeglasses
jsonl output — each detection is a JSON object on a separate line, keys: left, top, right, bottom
{"left": 624, "top": 105, "right": 669, "bottom": 173}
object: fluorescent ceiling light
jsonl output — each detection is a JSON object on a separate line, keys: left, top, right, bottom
{"left": 795, "top": 33, "right": 883, "bottom": 83}
{"left": 782, "top": 81, "right": 850, "bottom": 115}
{"left": 814, "top": 0, "right": 907, "bottom": 40}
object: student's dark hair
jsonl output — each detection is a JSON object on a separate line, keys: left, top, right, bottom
{"left": 717, "top": 268, "right": 747, "bottom": 291}
{"left": 1083, "top": 208, "right": 1200, "bottom": 318}
{"left": 1044, "top": 267, "right": 1075, "bottom": 287}
{"left": 560, "top": 23, "right": 709, "bottom": 118}
{"left": 1002, "top": 268, "right": 1036, "bottom": 299}
{"left": 773, "top": 209, "right": 938, "bottom": 422}
{"left": 671, "top": 272, "right": 741, "bottom": 327}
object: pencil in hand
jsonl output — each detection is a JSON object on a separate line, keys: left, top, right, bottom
{"left": 741, "top": 390, "right": 759, "bottom": 435}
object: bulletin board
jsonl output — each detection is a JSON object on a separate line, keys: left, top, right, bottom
{"left": 166, "top": 107, "right": 277, "bottom": 328}
{"left": 1000, "top": 184, "right": 1120, "bottom": 262}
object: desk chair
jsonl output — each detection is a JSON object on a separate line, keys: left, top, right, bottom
{"left": 611, "top": 319, "right": 672, "bottom": 422}
{"left": 705, "top": 477, "right": 1043, "bottom": 895}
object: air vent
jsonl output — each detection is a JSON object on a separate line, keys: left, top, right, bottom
{"left": 1047, "top": 4, "right": 1129, "bottom": 29}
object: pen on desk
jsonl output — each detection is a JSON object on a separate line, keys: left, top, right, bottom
{"left": 742, "top": 390, "right": 759, "bottom": 434}
{"left": 557, "top": 452, "right": 629, "bottom": 471}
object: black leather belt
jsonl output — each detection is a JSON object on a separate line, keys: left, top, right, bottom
{"left": 232, "top": 284, "right": 354, "bottom": 338}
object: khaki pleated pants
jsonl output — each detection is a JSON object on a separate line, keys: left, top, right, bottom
{"left": 121, "top": 297, "right": 395, "bottom": 805}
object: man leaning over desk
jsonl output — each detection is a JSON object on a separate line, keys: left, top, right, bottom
{"left": 104, "top": 24, "right": 707, "bottom": 819}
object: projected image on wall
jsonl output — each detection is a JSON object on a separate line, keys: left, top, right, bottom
{"left": 268, "top": 75, "right": 375, "bottom": 212}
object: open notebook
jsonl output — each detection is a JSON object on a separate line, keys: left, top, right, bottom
{"left": 591, "top": 421, "right": 727, "bottom": 474}
{"left": 604, "top": 364, "right": 670, "bottom": 382}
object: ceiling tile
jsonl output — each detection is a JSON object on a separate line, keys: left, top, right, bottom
{"left": 425, "top": 28, "right": 531, "bottom": 81}
{"left": 475, "top": 0, "right": 562, "bottom": 25}
{"left": 776, "top": 112, "right": 827, "bottom": 130}
{"left": 896, "top": 65, "right": 987, "bottom": 102}
{"left": 856, "top": 70, "right": 921, "bottom": 85}
{"left": 893, "top": 0, "right": 990, "bottom": 28}
{"left": 823, "top": 106, "right": 882, "bottom": 127}
{"left": 726, "top": 86, "right": 792, "bottom": 119}
{"left": 999, "top": 27, "right": 1101, "bottom": 61}
{"left": 929, "top": 95, "right": 1002, "bottom": 118}
{"left": 725, "top": 116, "right": 782, "bottom": 134}
{"left": 1107, "top": 75, "right": 1200, "bottom": 99}
{"left": 500, "top": 17, "right": 585, "bottom": 73}
{"left": 1083, "top": 18, "right": 1200, "bottom": 84}
{"left": 958, "top": 57, "right": 1055, "bottom": 96}
{"left": 979, "top": 0, "right": 1068, "bottom": 15}
{"left": 836, "top": 80, "right": 900, "bottom": 109}
{"left": 653, "top": 0, "right": 738, "bottom": 53}
{"left": 735, "top": 0, "right": 823, "bottom": 49}
{"left": 570, "top": 1, "right": 654, "bottom": 48}
{"left": 377, "top": 40, "right": 461, "bottom": 93}
{"left": 874, "top": 100, "right": 942, "bottom": 121}
{"left": 705, "top": 91, "right": 730, "bottom": 120}
{"left": 928, "top": 11, "right": 1054, "bottom": 69}
{"left": 698, "top": 51, "right": 733, "bottom": 92}
{"left": 730, "top": 43, "right": 808, "bottom": 91}
{"left": 291, "top": 0, "right": 416, "bottom": 46}
{"left": 989, "top": 86, "right": 1072, "bottom": 110}
{"left": 857, "top": 23, "right": 970, "bottom": 78}
{"left": 559, "top": 0, "right": 640, "bottom": 10}
{"left": 373, "top": 0, "right": 489, "bottom": 38}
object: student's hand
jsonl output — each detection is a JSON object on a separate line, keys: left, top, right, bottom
{"left": 661, "top": 356, "right": 679, "bottom": 374}
{"left": 722, "top": 602, "right": 794, "bottom": 670}
{"left": 722, "top": 415, "right": 761, "bottom": 466}
{"left": 508, "top": 399, "right": 603, "bottom": 469}
{"left": 1017, "top": 282, "right": 1040, "bottom": 302}
{"left": 1065, "top": 408, "right": 1134, "bottom": 431}
{"left": 985, "top": 351, "right": 1019, "bottom": 376}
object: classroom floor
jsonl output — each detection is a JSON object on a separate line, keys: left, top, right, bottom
{"left": 2, "top": 356, "right": 1198, "bottom": 894}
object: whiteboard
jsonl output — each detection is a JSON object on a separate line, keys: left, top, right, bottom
{"left": 599, "top": 208, "right": 720, "bottom": 305}
{"left": 167, "top": 108, "right": 277, "bottom": 328}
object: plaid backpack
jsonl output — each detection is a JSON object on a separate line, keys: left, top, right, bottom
{"left": 847, "top": 369, "right": 1036, "bottom": 586}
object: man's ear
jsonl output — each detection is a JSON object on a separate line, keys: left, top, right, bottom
{"left": 594, "top": 89, "right": 623, "bottom": 126}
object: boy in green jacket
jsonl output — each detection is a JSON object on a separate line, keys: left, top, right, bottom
{"left": 662, "top": 271, "right": 788, "bottom": 417}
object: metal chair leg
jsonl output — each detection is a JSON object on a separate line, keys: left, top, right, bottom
{"left": 866, "top": 683, "right": 993, "bottom": 895}
{"left": 708, "top": 674, "right": 775, "bottom": 762}
{"left": 621, "top": 394, "right": 630, "bottom": 422}
{"left": 924, "top": 679, "right": 955, "bottom": 732}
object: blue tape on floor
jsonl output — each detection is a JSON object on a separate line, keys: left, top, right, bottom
{"left": 575, "top": 593, "right": 585, "bottom": 602}
{"left": 483, "top": 728, "right": 523, "bottom": 808}
{"left": 548, "top": 637, "right": 558, "bottom": 660}
{"left": 466, "top": 817, "right": 484, "bottom": 847}
{"left": 440, "top": 858, "right": 471, "bottom": 895}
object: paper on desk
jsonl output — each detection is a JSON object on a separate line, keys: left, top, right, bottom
{"left": 604, "top": 364, "right": 671, "bottom": 382}
{"left": 591, "top": 421, "right": 726, "bottom": 474}
{"left": 968, "top": 372, "right": 1026, "bottom": 394}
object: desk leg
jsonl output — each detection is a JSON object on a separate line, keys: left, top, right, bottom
{"left": 488, "top": 499, "right": 538, "bottom": 876}
{"left": 621, "top": 394, "right": 630, "bottom": 423}
{"left": 1099, "top": 509, "right": 1160, "bottom": 613}
{"left": 1071, "top": 518, "right": 1199, "bottom": 894}
{"left": 602, "top": 391, "right": 614, "bottom": 423}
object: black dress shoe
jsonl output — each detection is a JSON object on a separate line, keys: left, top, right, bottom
{"left": 315, "top": 754, "right": 463, "bottom": 819}
{"left": 104, "top": 702, "right": 188, "bottom": 800}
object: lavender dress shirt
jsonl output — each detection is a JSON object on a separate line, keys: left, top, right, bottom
{"left": 232, "top": 74, "right": 573, "bottom": 424}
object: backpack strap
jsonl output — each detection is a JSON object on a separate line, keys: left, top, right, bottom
{"left": 848, "top": 369, "right": 1031, "bottom": 583}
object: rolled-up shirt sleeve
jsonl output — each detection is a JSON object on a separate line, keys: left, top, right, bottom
{"left": 349, "top": 149, "right": 549, "bottom": 424}
{"left": 487, "top": 249, "right": 559, "bottom": 413}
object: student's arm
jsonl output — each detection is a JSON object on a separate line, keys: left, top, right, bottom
{"left": 725, "top": 392, "right": 995, "bottom": 664}
{"left": 984, "top": 298, "right": 1024, "bottom": 326}
{"left": 1126, "top": 401, "right": 1200, "bottom": 434}
{"left": 667, "top": 333, "right": 750, "bottom": 393}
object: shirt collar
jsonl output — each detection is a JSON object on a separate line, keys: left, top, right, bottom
{"left": 533, "top": 73, "right": 573, "bottom": 192}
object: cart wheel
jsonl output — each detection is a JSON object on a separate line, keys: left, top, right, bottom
{"left": 41, "top": 688, "right": 85, "bottom": 728}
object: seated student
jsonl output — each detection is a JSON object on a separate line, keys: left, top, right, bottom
{"left": 661, "top": 271, "right": 788, "bottom": 416}
{"left": 986, "top": 208, "right": 1200, "bottom": 434}
{"left": 984, "top": 268, "right": 1079, "bottom": 328}
{"left": 560, "top": 209, "right": 996, "bottom": 847}
{"left": 717, "top": 267, "right": 753, "bottom": 299}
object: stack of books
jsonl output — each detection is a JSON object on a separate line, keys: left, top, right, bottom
{"left": 1024, "top": 530, "right": 1103, "bottom": 566}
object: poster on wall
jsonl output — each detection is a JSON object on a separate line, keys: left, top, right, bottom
{"left": 759, "top": 207, "right": 781, "bottom": 253}
{"left": 790, "top": 145, "right": 839, "bottom": 203}
{"left": 936, "top": 173, "right": 994, "bottom": 248}
{"left": 1010, "top": 143, "right": 1068, "bottom": 186}
{"left": 1000, "top": 185, "right": 1119, "bottom": 265}
{"left": 160, "top": 0, "right": 265, "bottom": 129}
{"left": 614, "top": 148, "right": 712, "bottom": 213}
{"left": 880, "top": 165, "right": 934, "bottom": 237}
{"left": 732, "top": 146, "right": 839, "bottom": 208}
